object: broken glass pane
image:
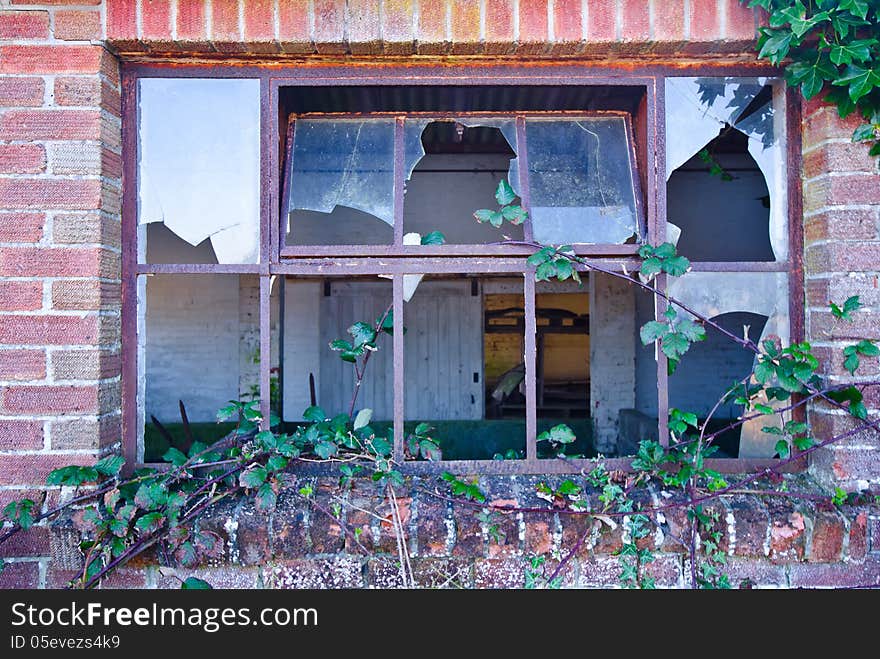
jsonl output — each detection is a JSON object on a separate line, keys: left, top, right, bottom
{"left": 138, "top": 78, "right": 261, "bottom": 264}
{"left": 667, "top": 272, "right": 790, "bottom": 458}
{"left": 526, "top": 118, "right": 640, "bottom": 245}
{"left": 402, "top": 119, "right": 523, "bottom": 244}
{"left": 286, "top": 119, "right": 395, "bottom": 245}
{"left": 665, "top": 77, "right": 788, "bottom": 261}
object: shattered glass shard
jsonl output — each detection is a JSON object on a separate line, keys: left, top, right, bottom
{"left": 138, "top": 78, "right": 261, "bottom": 264}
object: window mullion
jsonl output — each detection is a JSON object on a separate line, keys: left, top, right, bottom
{"left": 524, "top": 273, "right": 538, "bottom": 462}
{"left": 393, "top": 274, "right": 404, "bottom": 463}
{"left": 259, "top": 274, "right": 272, "bottom": 431}
{"left": 656, "top": 272, "right": 669, "bottom": 448}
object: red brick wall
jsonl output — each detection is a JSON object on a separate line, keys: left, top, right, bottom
{"left": 1, "top": 0, "right": 879, "bottom": 589}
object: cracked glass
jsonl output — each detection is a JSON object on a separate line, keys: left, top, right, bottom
{"left": 526, "top": 117, "right": 640, "bottom": 245}
{"left": 138, "top": 78, "right": 261, "bottom": 264}
{"left": 286, "top": 119, "right": 395, "bottom": 246}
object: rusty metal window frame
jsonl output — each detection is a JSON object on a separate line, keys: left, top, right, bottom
{"left": 121, "top": 62, "right": 803, "bottom": 474}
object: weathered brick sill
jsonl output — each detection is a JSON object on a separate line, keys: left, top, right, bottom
{"left": 3, "top": 475, "right": 879, "bottom": 589}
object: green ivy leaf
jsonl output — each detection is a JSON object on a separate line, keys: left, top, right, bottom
{"left": 239, "top": 466, "right": 268, "bottom": 489}
{"left": 662, "top": 255, "right": 691, "bottom": 277}
{"left": 844, "top": 350, "right": 860, "bottom": 375}
{"left": 348, "top": 322, "right": 377, "bottom": 347}
{"left": 314, "top": 440, "right": 338, "bottom": 460}
{"left": 661, "top": 332, "right": 691, "bottom": 361}
{"left": 46, "top": 465, "right": 100, "bottom": 487}
{"left": 833, "top": 64, "right": 880, "bottom": 103}
{"left": 758, "top": 29, "right": 795, "bottom": 65}
{"left": 303, "top": 406, "right": 327, "bottom": 423}
{"left": 853, "top": 123, "right": 879, "bottom": 142}
{"left": 255, "top": 482, "right": 277, "bottom": 512}
{"left": 640, "top": 320, "right": 669, "bottom": 344}
{"left": 353, "top": 408, "right": 373, "bottom": 430}
{"left": 134, "top": 512, "right": 165, "bottom": 534}
{"left": 94, "top": 456, "right": 126, "bottom": 477}
{"left": 830, "top": 295, "right": 862, "bottom": 320}
{"left": 495, "top": 179, "right": 516, "bottom": 206}
{"left": 537, "top": 423, "right": 577, "bottom": 445}
{"left": 640, "top": 257, "right": 663, "bottom": 279}
{"left": 181, "top": 577, "right": 212, "bottom": 590}
{"left": 830, "top": 39, "right": 876, "bottom": 66}
{"left": 837, "top": 0, "right": 870, "bottom": 20}
{"left": 420, "top": 439, "right": 442, "bottom": 462}
{"left": 501, "top": 204, "right": 528, "bottom": 224}
{"left": 162, "top": 448, "right": 188, "bottom": 467}
{"left": 420, "top": 231, "right": 446, "bottom": 245}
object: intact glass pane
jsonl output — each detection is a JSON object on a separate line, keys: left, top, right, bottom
{"left": 286, "top": 119, "right": 395, "bottom": 245}
{"left": 138, "top": 78, "right": 261, "bottom": 264}
{"left": 526, "top": 117, "right": 640, "bottom": 245}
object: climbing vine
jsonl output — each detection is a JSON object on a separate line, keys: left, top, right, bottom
{"left": 744, "top": 0, "right": 880, "bottom": 162}
{"left": 2, "top": 167, "right": 880, "bottom": 589}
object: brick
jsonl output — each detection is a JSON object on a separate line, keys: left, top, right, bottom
{"left": 0, "top": 10, "right": 49, "bottom": 39}
{"left": 811, "top": 448, "right": 880, "bottom": 487}
{"left": 52, "top": 213, "right": 121, "bottom": 246}
{"left": 0, "top": 349, "right": 46, "bottom": 381}
{"left": 450, "top": 0, "right": 481, "bottom": 54}
{"left": 243, "top": 0, "right": 275, "bottom": 41}
{"left": 0, "top": 280, "right": 42, "bottom": 311}
{"left": 0, "top": 247, "right": 118, "bottom": 278}
{"left": 690, "top": 0, "right": 720, "bottom": 40}
{"left": 270, "top": 491, "right": 310, "bottom": 558}
{"left": 654, "top": 0, "right": 686, "bottom": 43}
{"left": 53, "top": 77, "right": 106, "bottom": 109}
{"left": 553, "top": 0, "right": 584, "bottom": 44}
{"left": 0, "top": 77, "right": 44, "bottom": 106}
{"left": 416, "top": 0, "right": 448, "bottom": 53}
{"left": 10, "top": 0, "right": 101, "bottom": 4}
{"left": 106, "top": 0, "right": 138, "bottom": 45}
{"left": 806, "top": 174, "right": 880, "bottom": 211}
{"left": 0, "top": 420, "right": 43, "bottom": 450}
{"left": 0, "top": 179, "right": 102, "bottom": 211}
{"left": 313, "top": 0, "right": 345, "bottom": 53}
{"left": 0, "top": 453, "right": 96, "bottom": 486}
{"left": 578, "top": 556, "right": 625, "bottom": 586}
{"left": 348, "top": 0, "right": 381, "bottom": 54}
{"left": 803, "top": 140, "right": 875, "bottom": 184}
{"left": 0, "top": 526, "right": 49, "bottom": 558}
{"left": 50, "top": 348, "right": 120, "bottom": 380}
{"left": 177, "top": 0, "right": 207, "bottom": 42}
{"left": 211, "top": 0, "right": 241, "bottom": 42}
{"left": 484, "top": 0, "right": 514, "bottom": 54}
{"left": 723, "top": 558, "right": 787, "bottom": 588}
{"left": 0, "top": 144, "right": 44, "bottom": 174}
{"left": 768, "top": 504, "right": 806, "bottom": 562}
{"left": 0, "top": 109, "right": 100, "bottom": 141}
{"left": 725, "top": 495, "right": 770, "bottom": 558}
{"left": 848, "top": 510, "right": 868, "bottom": 561}
{"left": 806, "top": 242, "right": 880, "bottom": 274}
{"left": 620, "top": 0, "right": 650, "bottom": 41}
{"left": 0, "top": 45, "right": 103, "bottom": 75}
{"left": 803, "top": 107, "right": 865, "bottom": 147}
{"left": 451, "top": 502, "right": 484, "bottom": 557}
{"left": 142, "top": 0, "right": 172, "bottom": 40}
{"left": 1, "top": 384, "right": 102, "bottom": 414}
{"left": 414, "top": 490, "right": 451, "bottom": 557}
{"left": 808, "top": 510, "right": 845, "bottom": 562}
{"left": 725, "top": 0, "right": 757, "bottom": 41}
{"left": 51, "top": 280, "right": 120, "bottom": 311}
{"left": 382, "top": 0, "right": 415, "bottom": 54}
{"left": 49, "top": 414, "right": 119, "bottom": 450}
{"left": 278, "top": 0, "right": 311, "bottom": 53}
{"left": 586, "top": 0, "right": 616, "bottom": 41}
{"left": 518, "top": 0, "right": 549, "bottom": 53}
{"left": 367, "top": 556, "right": 473, "bottom": 588}
{"left": 237, "top": 503, "right": 272, "bottom": 566}
{"left": 0, "top": 315, "right": 99, "bottom": 346}
{"left": 0, "top": 561, "right": 39, "bottom": 588}
{"left": 474, "top": 557, "right": 525, "bottom": 588}
{"left": 871, "top": 516, "right": 880, "bottom": 554}
{"left": 265, "top": 558, "right": 362, "bottom": 589}
{"left": 804, "top": 209, "right": 878, "bottom": 244}
{"left": 788, "top": 559, "right": 880, "bottom": 587}
{"left": 54, "top": 10, "right": 102, "bottom": 41}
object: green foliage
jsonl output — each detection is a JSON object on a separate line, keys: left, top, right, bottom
{"left": 843, "top": 339, "right": 879, "bottom": 374}
{"left": 536, "top": 423, "right": 577, "bottom": 455}
{"left": 637, "top": 242, "right": 691, "bottom": 279}
{"left": 640, "top": 307, "right": 707, "bottom": 373}
{"left": 441, "top": 472, "right": 486, "bottom": 502}
{"left": 474, "top": 179, "right": 529, "bottom": 228}
{"left": 2, "top": 499, "right": 37, "bottom": 531}
{"left": 697, "top": 148, "right": 734, "bottom": 181}
{"left": 746, "top": 0, "right": 880, "bottom": 164}
{"left": 527, "top": 245, "right": 583, "bottom": 284}
{"left": 830, "top": 295, "right": 863, "bottom": 321}
{"left": 181, "top": 577, "right": 212, "bottom": 589}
